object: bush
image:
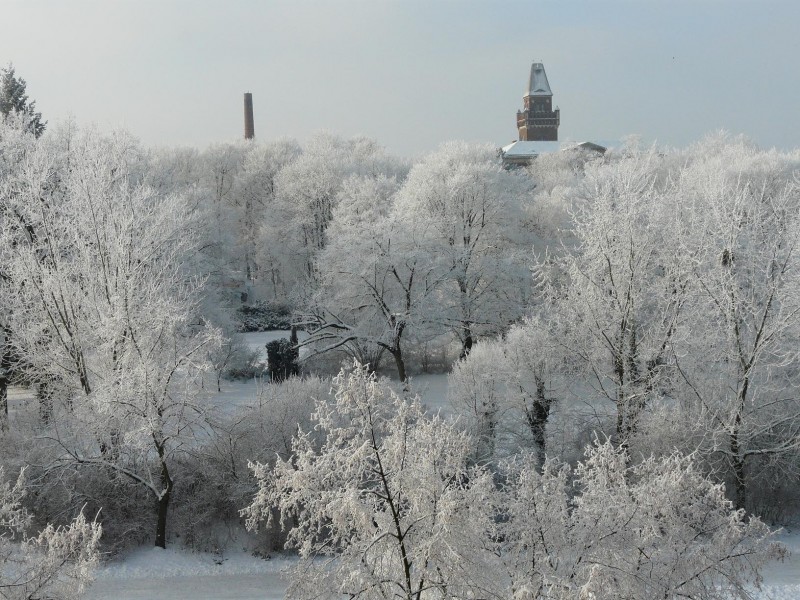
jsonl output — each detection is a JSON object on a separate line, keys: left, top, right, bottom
{"left": 236, "top": 302, "right": 292, "bottom": 332}
{"left": 173, "top": 376, "right": 330, "bottom": 554}
{"left": 266, "top": 339, "right": 298, "bottom": 382}
{"left": 501, "top": 440, "right": 784, "bottom": 600}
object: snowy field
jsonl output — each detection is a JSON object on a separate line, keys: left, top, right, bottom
{"left": 220, "top": 330, "right": 452, "bottom": 415}
{"left": 85, "top": 548, "right": 291, "bottom": 599}
{"left": 85, "top": 531, "right": 800, "bottom": 600}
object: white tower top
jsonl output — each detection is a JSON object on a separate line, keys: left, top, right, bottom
{"left": 526, "top": 62, "right": 553, "bottom": 97}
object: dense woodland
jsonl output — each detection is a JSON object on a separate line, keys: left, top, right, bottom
{"left": 1, "top": 67, "right": 799, "bottom": 599}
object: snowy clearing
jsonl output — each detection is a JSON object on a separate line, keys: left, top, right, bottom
{"left": 85, "top": 548, "right": 291, "bottom": 599}
{"left": 84, "top": 531, "right": 800, "bottom": 600}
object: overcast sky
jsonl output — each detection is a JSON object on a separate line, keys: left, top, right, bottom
{"left": 2, "top": 1, "right": 798, "bottom": 157}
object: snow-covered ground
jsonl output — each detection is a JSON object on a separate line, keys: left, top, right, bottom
{"left": 757, "top": 528, "right": 800, "bottom": 599}
{"left": 84, "top": 531, "right": 800, "bottom": 600}
{"left": 85, "top": 548, "right": 291, "bottom": 600}
{"left": 242, "top": 330, "right": 296, "bottom": 360}
{"left": 219, "top": 331, "right": 453, "bottom": 416}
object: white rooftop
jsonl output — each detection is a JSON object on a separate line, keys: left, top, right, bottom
{"left": 502, "top": 141, "right": 562, "bottom": 156}
{"left": 526, "top": 62, "right": 552, "bottom": 97}
{"left": 501, "top": 140, "right": 616, "bottom": 158}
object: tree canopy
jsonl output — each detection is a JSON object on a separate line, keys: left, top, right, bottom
{"left": 0, "top": 64, "right": 46, "bottom": 138}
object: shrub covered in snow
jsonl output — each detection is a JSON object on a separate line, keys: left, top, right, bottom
{"left": 0, "top": 467, "right": 101, "bottom": 600}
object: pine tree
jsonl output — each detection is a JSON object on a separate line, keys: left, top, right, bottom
{"left": 0, "top": 64, "right": 46, "bottom": 138}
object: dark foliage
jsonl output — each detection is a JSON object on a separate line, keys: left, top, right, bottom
{"left": 0, "top": 64, "right": 46, "bottom": 137}
{"left": 236, "top": 301, "right": 292, "bottom": 332}
{"left": 266, "top": 339, "right": 299, "bottom": 382}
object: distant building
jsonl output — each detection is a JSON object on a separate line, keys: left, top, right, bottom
{"left": 501, "top": 140, "right": 610, "bottom": 168}
{"left": 516, "top": 62, "right": 560, "bottom": 142}
{"left": 502, "top": 62, "right": 612, "bottom": 167}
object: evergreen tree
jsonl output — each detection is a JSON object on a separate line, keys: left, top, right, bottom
{"left": 0, "top": 64, "right": 46, "bottom": 137}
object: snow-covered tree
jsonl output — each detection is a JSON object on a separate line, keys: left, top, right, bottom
{"left": 448, "top": 318, "right": 564, "bottom": 467}
{"left": 448, "top": 339, "right": 507, "bottom": 463}
{"left": 0, "top": 467, "right": 101, "bottom": 600}
{"left": 501, "top": 440, "right": 782, "bottom": 600}
{"left": 394, "top": 142, "right": 533, "bottom": 358}
{"left": 538, "top": 136, "right": 800, "bottom": 510}
{"left": 0, "top": 126, "right": 221, "bottom": 548}
{"left": 0, "top": 116, "right": 39, "bottom": 428}
{"left": 244, "top": 362, "right": 500, "bottom": 599}
{"left": 268, "top": 132, "right": 408, "bottom": 303}
{"left": 302, "top": 174, "right": 436, "bottom": 381}
{"left": 239, "top": 138, "right": 301, "bottom": 299}
{"left": 543, "top": 146, "right": 691, "bottom": 446}
{"left": 666, "top": 135, "right": 800, "bottom": 509}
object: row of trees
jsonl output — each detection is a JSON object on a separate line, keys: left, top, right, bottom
{"left": 0, "top": 68, "right": 101, "bottom": 599}
{"left": 1, "top": 63, "right": 798, "bottom": 598}
{"left": 245, "top": 363, "right": 782, "bottom": 600}
{"left": 449, "top": 136, "right": 800, "bottom": 515}
{"left": 144, "top": 134, "right": 541, "bottom": 380}
{"left": 0, "top": 122, "right": 223, "bottom": 550}
{"left": 302, "top": 141, "right": 535, "bottom": 380}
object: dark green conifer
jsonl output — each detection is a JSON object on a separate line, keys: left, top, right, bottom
{"left": 0, "top": 64, "right": 46, "bottom": 137}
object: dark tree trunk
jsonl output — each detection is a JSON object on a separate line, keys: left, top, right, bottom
{"left": 479, "top": 402, "right": 497, "bottom": 462}
{"left": 38, "top": 380, "right": 54, "bottom": 425}
{"left": 391, "top": 348, "right": 407, "bottom": 386}
{"left": 154, "top": 456, "right": 173, "bottom": 549}
{"left": 730, "top": 397, "right": 747, "bottom": 510}
{"left": 0, "top": 375, "right": 7, "bottom": 431}
{"left": 155, "top": 487, "right": 171, "bottom": 549}
{"left": 527, "top": 374, "right": 552, "bottom": 470}
{"left": 459, "top": 326, "right": 474, "bottom": 360}
{"left": 153, "top": 434, "right": 173, "bottom": 549}
{"left": 0, "top": 326, "right": 8, "bottom": 429}
{"left": 730, "top": 376, "right": 750, "bottom": 510}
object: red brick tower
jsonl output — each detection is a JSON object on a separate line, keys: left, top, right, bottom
{"left": 517, "top": 63, "right": 559, "bottom": 141}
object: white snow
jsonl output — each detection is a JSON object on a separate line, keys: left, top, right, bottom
{"left": 526, "top": 62, "right": 553, "bottom": 96}
{"left": 242, "top": 330, "right": 293, "bottom": 361}
{"left": 83, "top": 531, "right": 800, "bottom": 600}
{"left": 85, "top": 547, "right": 291, "bottom": 600}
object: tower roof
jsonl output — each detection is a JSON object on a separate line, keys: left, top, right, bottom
{"left": 525, "top": 62, "right": 552, "bottom": 97}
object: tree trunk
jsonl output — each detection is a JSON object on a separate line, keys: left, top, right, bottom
{"left": 155, "top": 485, "right": 171, "bottom": 549}
{"left": 479, "top": 402, "right": 497, "bottom": 463}
{"left": 730, "top": 377, "right": 749, "bottom": 510}
{"left": 459, "top": 326, "right": 474, "bottom": 360}
{"left": 38, "top": 380, "right": 54, "bottom": 425}
{"left": 730, "top": 407, "right": 746, "bottom": 510}
{"left": 0, "top": 327, "right": 8, "bottom": 430}
{"left": 0, "top": 374, "right": 7, "bottom": 431}
{"left": 527, "top": 374, "right": 552, "bottom": 470}
{"left": 154, "top": 441, "right": 173, "bottom": 549}
{"left": 391, "top": 348, "right": 407, "bottom": 387}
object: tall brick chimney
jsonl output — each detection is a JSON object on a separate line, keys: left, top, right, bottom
{"left": 244, "top": 92, "right": 254, "bottom": 140}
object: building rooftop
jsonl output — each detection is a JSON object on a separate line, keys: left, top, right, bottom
{"left": 500, "top": 140, "right": 616, "bottom": 167}
{"left": 526, "top": 62, "right": 553, "bottom": 97}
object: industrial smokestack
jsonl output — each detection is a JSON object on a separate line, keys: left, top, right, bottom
{"left": 244, "top": 92, "right": 254, "bottom": 140}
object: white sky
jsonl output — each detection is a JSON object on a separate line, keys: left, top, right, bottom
{"left": 2, "top": 0, "right": 798, "bottom": 157}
